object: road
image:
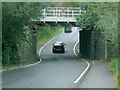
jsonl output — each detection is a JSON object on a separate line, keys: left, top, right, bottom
{"left": 79, "top": 61, "right": 116, "bottom": 88}
{"left": 2, "top": 27, "right": 88, "bottom": 88}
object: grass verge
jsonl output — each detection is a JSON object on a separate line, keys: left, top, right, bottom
{"left": 109, "top": 57, "right": 119, "bottom": 89}
{"left": 2, "top": 26, "right": 63, "bottom": 71}
{"left": 37, "top": 26, "right": 63, "bottom": 53}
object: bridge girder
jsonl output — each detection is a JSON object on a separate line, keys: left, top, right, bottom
{"left": 36, "top": 21, "right": 77, "bottom": 27}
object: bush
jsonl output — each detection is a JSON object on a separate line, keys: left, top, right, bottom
{"left": 109, "top": 57, "right": 118, "bottom": 88}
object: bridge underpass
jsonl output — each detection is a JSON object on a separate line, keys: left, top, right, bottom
{"left": 34, "top": 7, "right": 112, "bottom": 88}
{"left": 29, "top": 7, "right": 85, "bottom": 61}
{"left": 1, "top": 5, "right": 113, "bottom": 87}
{"left": 31, "top": 6, "right": 106, "bottom": 61}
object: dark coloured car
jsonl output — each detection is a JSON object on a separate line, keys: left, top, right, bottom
{"left": 64, "top": 27, "right": 72, "bottom": 33}
{"left": 52, "top": 42, "right": 65, "bottom": 53}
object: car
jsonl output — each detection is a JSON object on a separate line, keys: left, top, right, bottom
{"left": 64, "top": 27, "right": 72, "bottom": 33}
{"left": 52, "top": 42, "right": 66, "bottom": 53}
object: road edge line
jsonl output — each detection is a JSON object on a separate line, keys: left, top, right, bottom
{"left": 0, "top": 60, "right": 42, "bottom": 72}
{"left": 39, "top": 36, "right": 57, "bottom": 56}
{"left": 73, "top": 40, "right": 90, "bottom": 84}
{"left": 1, "top": 34, "right": 58, "bottom": 72}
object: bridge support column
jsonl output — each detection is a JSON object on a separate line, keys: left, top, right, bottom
{"left": 79, "top": 29, "right": 106, "bottom": 60}
{"left": 29, "top": 21, "right": 38, "bottom": 61}
{"left": 79, "top": 29, "right": 94, "bottom": 59}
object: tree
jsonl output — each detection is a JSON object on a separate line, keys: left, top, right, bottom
{"left": 2, "top": 2, "right": 54, "bottom": 66}
{"left": 2, "top": 3, "right": 40, "bottom": 66}
{"left": 76, "top": 3, "right": 107, "bottom": 60}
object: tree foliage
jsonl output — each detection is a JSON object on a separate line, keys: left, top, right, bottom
{"left": 2, "top": 2, "right": 118, "bottom": 65}
{"left": 76, "top": 2, "right": 118, "bottom": 58}
{"left": 77, "top": 12, "right": 100, "bottom": 31}
{"left": 2, "top": 2, "right": 47, "bottom": 66}
{"left": 2, "top": 3, "right": 27, "bottom": 65}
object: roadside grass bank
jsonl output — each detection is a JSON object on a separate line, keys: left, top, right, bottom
{"left": 37, "top": 26, "right": 63, "bottom": 53}
{"left": 108, "top": 57, "right": 119, "bottom": 89}
{"left": 2, "top": 26, "right": 63, "bottom": 71}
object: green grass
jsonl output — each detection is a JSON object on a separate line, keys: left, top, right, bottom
{"left": 37, "top": 26, "right": 63, "bottom": 49}
{"left": 109, "top": 57, "right": 119, "bottom": 89}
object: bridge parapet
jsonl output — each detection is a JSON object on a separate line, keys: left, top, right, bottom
{"left": 40, "top": 7, "right": 86, "bottom": 23}
{"left": 40, "top": 17, "right": 76, "bottom": 23}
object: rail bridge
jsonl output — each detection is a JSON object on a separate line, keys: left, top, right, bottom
{"left": 37, "top": 7, "right": 86, "bottom": 26}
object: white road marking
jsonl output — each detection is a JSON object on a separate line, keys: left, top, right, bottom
{"left": 73, "top": 39, "right": 90, "bottom": 84}
{"left": 0, "top": 60, "right": 42, "bottom": 72}
{"left": 73, "top": 40, "right": 79, "bottom": 57}
{"left": 1, "top": 34, "right": 58, "bottom": 72}
{"left": 39, "top": 35, "right": 57, "bottom": 57}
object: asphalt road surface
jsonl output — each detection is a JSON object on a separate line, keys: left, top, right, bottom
{"left": 2, "top": 27, "right": 88, "bottom": 88}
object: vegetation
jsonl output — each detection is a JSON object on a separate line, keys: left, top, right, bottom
{"left": 2, "top": 2, "right": 119, "bottom": 88}
{"left": 109, "top": 57, "right": 118, "bottom": 87}
{"left": 52, "top": 2, "right": 119, "bottom": 88}
{"left": 94, "top": 3, "right": 118, "bottom": 88}
{"left": 2, "top": 2, "right": 53, "bottom": 68}
{"left": 37, "top": 26, "right": 63, "bottom": 48}
{"left": 76, "top": 2, "right": 118, "bottom": 88}
{"left": 2, "top": 3, "right": 28, "bottom": 66}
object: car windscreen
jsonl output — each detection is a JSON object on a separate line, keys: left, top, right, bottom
{"left": 53, "top": 46, "right": 63, "bottom": 49}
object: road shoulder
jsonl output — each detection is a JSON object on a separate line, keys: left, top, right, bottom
{"left": 75, "top": 42, "right": 116, "bottom": 88}
{"left": 79, "top": 61, "right": 116, "bottom": 88}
